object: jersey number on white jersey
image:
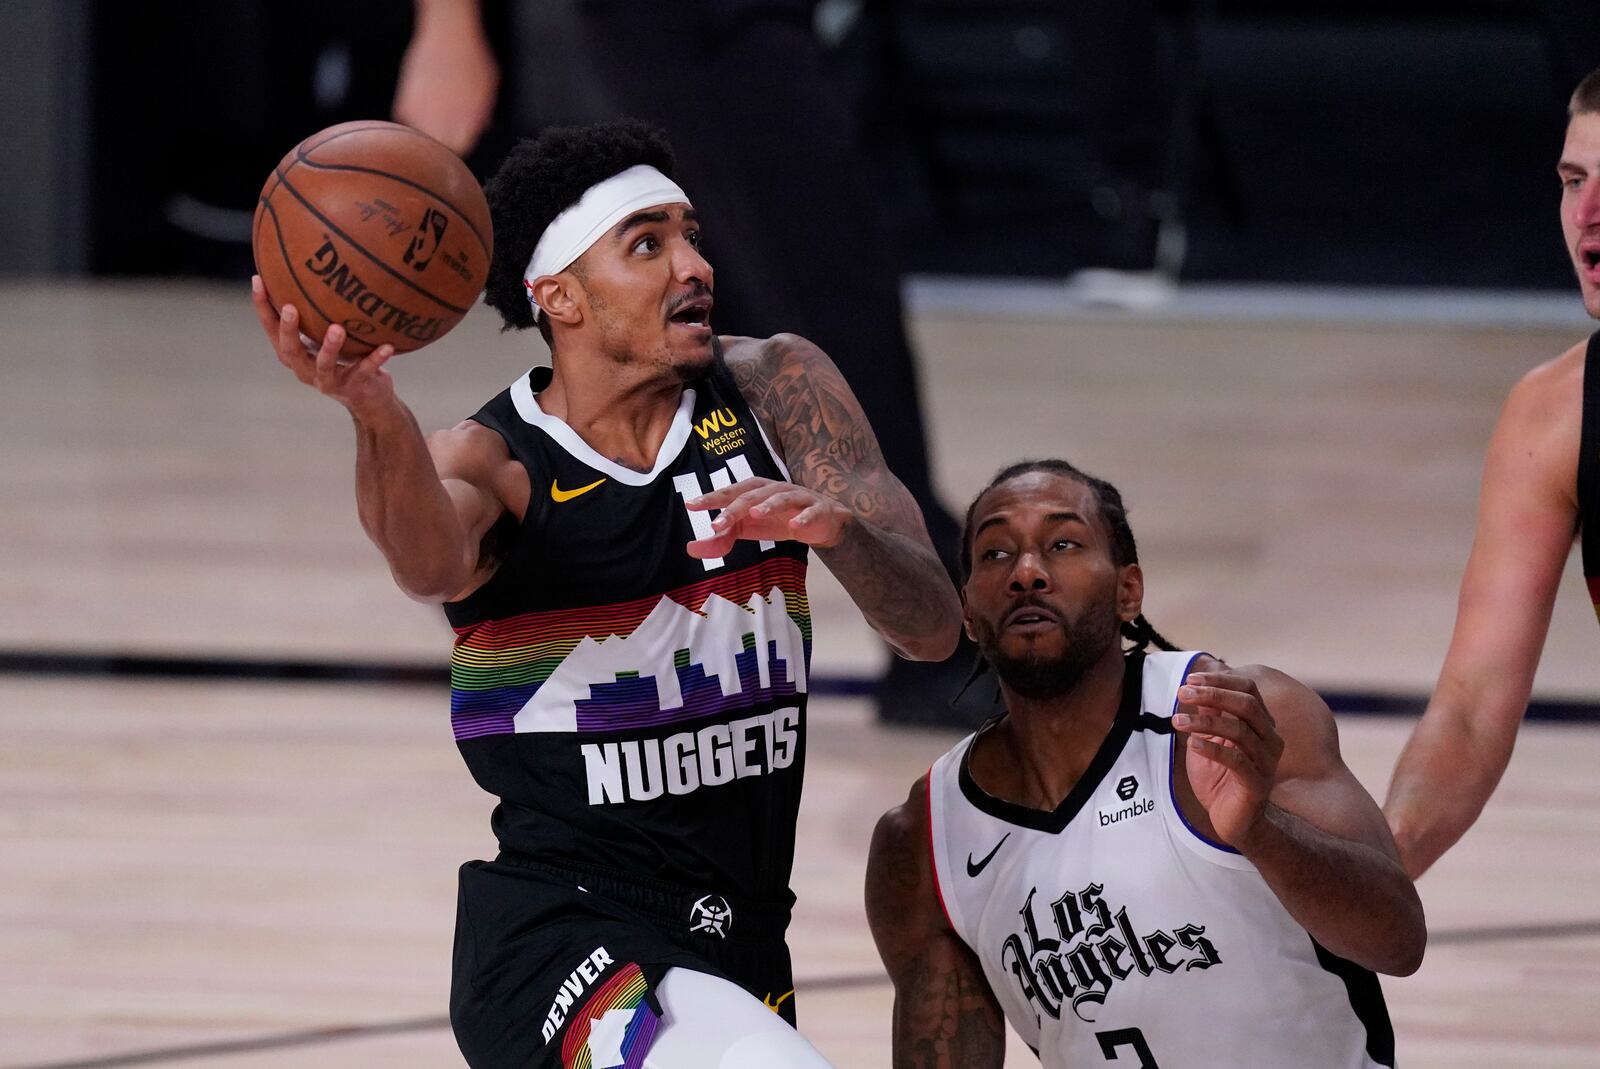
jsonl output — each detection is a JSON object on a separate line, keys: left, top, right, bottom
{"left": 1097, "top": 1028, "right": 1159, "bottom": 1066}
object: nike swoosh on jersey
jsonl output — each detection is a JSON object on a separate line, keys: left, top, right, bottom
{"left": 764, "top": 989, "right": 796, "bottom": 1013}
{"left": 965, "top": 832, "right": 1011, "bottom": 877}
{"left": 550, "top": 476, "right": 607, "bottom": 502}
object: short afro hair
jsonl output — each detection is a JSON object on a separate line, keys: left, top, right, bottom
{"left": 482, "top": 119, "right": 677, "bottom": 333}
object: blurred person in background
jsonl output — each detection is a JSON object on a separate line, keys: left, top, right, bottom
{"left": 90, "top": 0, "right": 515, "bottom": 278}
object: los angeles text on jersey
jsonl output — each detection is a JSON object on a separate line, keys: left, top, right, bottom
{"left": 581, "top": 707, "right": 800, "bottom": 804}
{"left": 1001, "top": 882, "right": 1222, "bottom": 1023}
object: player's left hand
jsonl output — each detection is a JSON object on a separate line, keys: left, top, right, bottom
{"left": 1173, "top": 670, "right": 1285, "bottom": 848}
{"left": 685, "top": 477, "right": 851, "bottom": 558}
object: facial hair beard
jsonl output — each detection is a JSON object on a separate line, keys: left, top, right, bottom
{"left": 591, "top": 293, "right": 713, "bottom": 380}
{"left": 975, "top": 590, "right": 1121, "bottom": 700}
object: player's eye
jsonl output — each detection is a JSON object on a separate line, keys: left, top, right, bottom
{"left": 686, "top": 229, "right": 703, "bottom": 248}
{"left": 1563, "top": 176, "right": 1584, "bottom": 192}
{"left": 1052, "top": 539, "right": 1080, "bottom": 551}
{"left": 981, "top": 547, "right": 1012, "bottom": 561}
{"left": 633, "top": 235, "right": 660, "bottom": 254}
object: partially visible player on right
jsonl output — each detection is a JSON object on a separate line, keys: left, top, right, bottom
{"left": 1385, "top": 67, "right": 1600, "bottom": 877}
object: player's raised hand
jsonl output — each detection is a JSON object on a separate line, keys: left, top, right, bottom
{"left": 252, "top": 275, "right": 397, "bottom": 417}
{"left": 685, "top": 477, "right": 852, "bottom": 558}
{"left": 1172, "top": 670, "right": 1285, "bottom": 848}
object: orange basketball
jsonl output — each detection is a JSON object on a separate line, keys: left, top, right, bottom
{"left": 252, "top": 120, "right": 493, "bottom": 355}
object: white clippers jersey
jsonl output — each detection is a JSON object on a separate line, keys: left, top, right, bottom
{"left": 927, "top": 651, "right": 1394, "bottom": 1069}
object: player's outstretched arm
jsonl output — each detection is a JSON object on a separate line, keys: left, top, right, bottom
{"left": 866, "top": 778, "right": 1006, "bottom": 1069}
{"left": 1384, "top": 353, "right": 1580, "bottom": 877}
{"left": 709, "top": 334, "right": 961, "bottom": 661}
{"left": 1173, "top": 665, "right": 1426, "bottom": 976}
{"left": 253, "top": 278, "right": 512, "bottom": 602}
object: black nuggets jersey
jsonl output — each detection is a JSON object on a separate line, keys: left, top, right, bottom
{"left": 442, "top": 360, "right": 811, "bottom": 905}
{"left": 1576, "top": 332, "right": 1600, "bottom": 621}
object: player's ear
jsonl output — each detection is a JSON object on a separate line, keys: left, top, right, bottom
{"left": 960, "top": 588, "right": 979, "bottom": 643}
{"left": 532, "top": 275, "right": 581, "bottom": 327}
{"left": 1116, "top": 563, "right": 1144, "bottom": 623}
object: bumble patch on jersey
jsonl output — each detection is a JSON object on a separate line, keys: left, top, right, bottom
{"left": 1096, "top": 774, "right": 1156, "bottom": 828}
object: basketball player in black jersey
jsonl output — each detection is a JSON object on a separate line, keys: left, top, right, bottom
{"left": 1386, "top": 68, "right": 1600, "bottom": 878}
{"left": 865, "top": 461, "right": 1423, "bottom": 1067}
{"left": 251, "top": 119, "right": 959, "bottom": 1068}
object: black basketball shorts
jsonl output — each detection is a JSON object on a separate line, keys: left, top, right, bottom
{"left": 449, "top": 856, "right": 798, "bottom": 1069}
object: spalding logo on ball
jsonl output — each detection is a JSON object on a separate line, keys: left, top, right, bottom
{"left": 253, "top": 120, "right": 494, "bottom": 355}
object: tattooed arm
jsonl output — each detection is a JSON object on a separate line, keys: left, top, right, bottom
{"left": 866, "top": 776, "right": 1007, "bottom": 1068}
{"left": 697, "top": 333, "right": 959, "bottom": 660}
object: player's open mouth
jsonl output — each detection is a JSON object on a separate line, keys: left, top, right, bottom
{"left": 1583, "top": 247, "right": 1600, "bottom": 280}
{"left": 1004, "top": 606, "right": 1060, "bottom": 632}
{"left": 668, "top": 298, "right": 713, "bottom": 331}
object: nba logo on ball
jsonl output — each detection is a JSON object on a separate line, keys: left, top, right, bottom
{"left": 404, "top": 209, "right": 449, "bottom": 272}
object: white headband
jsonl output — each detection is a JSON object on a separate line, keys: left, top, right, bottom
{"left": 522, "top": 164, "right": 691, "bottom": 315}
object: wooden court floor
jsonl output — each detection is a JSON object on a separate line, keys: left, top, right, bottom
{"left": 3, "top": 281, "right": 1599, "bottom": 1066}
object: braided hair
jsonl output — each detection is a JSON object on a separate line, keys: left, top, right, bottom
{"left": 954, "top": 459, "right": 1176, "bottom": 704}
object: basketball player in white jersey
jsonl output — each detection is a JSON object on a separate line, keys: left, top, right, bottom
{"left": 865, "top": 460, "right": 1425, "bottom": 1068}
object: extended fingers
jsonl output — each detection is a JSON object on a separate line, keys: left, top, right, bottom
{"left": 1180, "top": 675, "right": 1274, "bottom": 728}
{"left": 1174, "top": 682, "right": 1283, "bottom": 767}
{"left": 685, "top": 532, "right": 737, "bottom": 559}
{"left": 686, "top": 477, "right": 776, "bottom": 512}
{"left": 269, "top": 301, "right": 319, "bottom": 380}
{"left": 340, "top": 344, "right": 396, "bottom": 390}
{"left": 787, "top": 499, "right": 833, "bottom": 531}
{"left": 1172, "top": 708, "right": 1262, "bottom": 749}
{"left": 1185, "top": 735, "right": 1265, "bottom": 777}
{"left": 707, "top": 482, "right": 794, "bottom": 531}
{"left": 747, "top": 489, "right": 820, "bottom": 520}
{"left": 314, "top": 324, "right": 350, "bottom": 376}
{"left": 363, "top": 344, "right": 397, "bottom": 373}
{"left": 1182, "top": 671, "right": 1263, "bottom": 701}
{"left": 250, "top": 276, "right": 281, "bottom": 339}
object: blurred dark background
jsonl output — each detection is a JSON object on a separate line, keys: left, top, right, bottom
{"left": 5, "top": 0, "right": 1599, "bottom": 288}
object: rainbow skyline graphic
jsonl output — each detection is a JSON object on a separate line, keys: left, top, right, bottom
{"left": 450, "top": 556, "right": 810, "bottom": 741}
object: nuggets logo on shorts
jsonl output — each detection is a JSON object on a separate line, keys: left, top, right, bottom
{"left": 688, "top": 894, "right": 734, "bottom": 938}
{"left": 559, "top": 961, "right": 659, "bottom": 1069}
